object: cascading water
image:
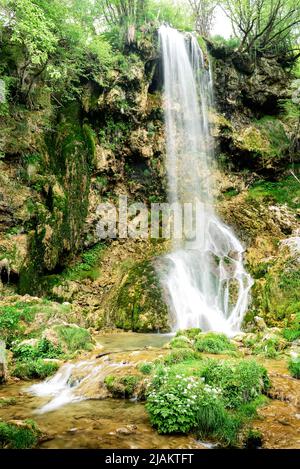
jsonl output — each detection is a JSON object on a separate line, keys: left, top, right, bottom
{"left": 159, "top": 25, "right": 253, "bottom": 336}
{"left": 28, "top": 358, "right": 130, "bottom": 413}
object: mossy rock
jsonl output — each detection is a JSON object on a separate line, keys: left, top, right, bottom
{"left": 104, "top": 374, "right": 141, "bottom": 398}
{"left": 194, "top": 333, "right": 236, "bottom": 354}
{"left": 251, "top": 250, "right": 300, "bottom": 327}
{"left": 169, "top": 336, "right": 193, "bottom": 349}
{"left": 111, "top": 259, "right": 170, "bottom": 332}
{"left": 0, "top": 419, "right": 41, "bottom": 449}
{"left": 220, "top": 116, "right": 290, "bottom": 173}
{"left": 12, "top": 359, "right": 59, "bottom": 380}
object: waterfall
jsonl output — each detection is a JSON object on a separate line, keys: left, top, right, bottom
{"left": 159, "top": 25, "right": 253, "bottom": 336}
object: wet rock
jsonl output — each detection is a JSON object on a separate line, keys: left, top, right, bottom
{"left": 0, "top": 340, "right": 8, "bottom": 383}
{"left": 116, "top": 425, "right": 137, "bottom": 435}
{"left": 18, "top": 338, "right": 39, "bottom": 348}
{"left": 254, "top": 316, "right": 267, "bottom": 331}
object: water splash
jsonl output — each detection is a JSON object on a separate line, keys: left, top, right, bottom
{"left": 159, "top": 25, "right": 253, "bottom": 335}
{"left": 28, "top": 359, "right": 129, "bottom": 413}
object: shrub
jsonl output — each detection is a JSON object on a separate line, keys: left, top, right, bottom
{"left": 163, "top": 349, "right": 200, "bottom": 365}
{"left": 195, "top": 389, "right": 228, "bottom": 438}
{"left": 0, "top": 303, "right": 35, "bottom": 346}
{"left": 12, "top": 359, "right": 59, "bottom": 380}
{"left": 288, "top": 356, "right": 300, "bottom": 379}
{"left": 104, "top": 374, "right": 140, "bottom": 398}
{"left": 137, "top": 362, "right": 153, "bottom": 375}
{"left": 252, "top": 336, "right": 284, "bottom": 358}
{"left": 195, "top": 333, "right": 236, "bottom": 354}
{"left": 56, "top": 325, "right": 93, "bottom": 352}
{"left": 0, "top": 420, "right": 40, "bottom": 449}
{"left": 169, "top": 336, "right": 193, "bottom": 349}
{"left": 146, "top": 369, "right": 241, "bottom": 444}
{"left": 283, "top": 313, "right": 300, "bottom": 342}
{"left": 201, "top": 359, "right": 270, "bottom": 408}
{"left": 12, "top": 339, "right": 63, "bottom": 361}
{"left": 175, "top": 328, "right": 202, "bottom": 340}
{"left": 146, "top": 374, "right": 206, "bottom": 434}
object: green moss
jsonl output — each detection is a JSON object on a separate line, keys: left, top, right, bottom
{"left": 83, "top": 122, "right": 97, "bottom": 165}
{"left": 163, "top": 349, "right": 200, "bottom": 365}
{"left": 0, "top": 420, "right": 41, "bottom": 449}
{"left": 57, "top": 243, "right": 106, "bottom": 285}
{"left": 19, "top": 103, "right": 91, "bottom": 295}
{"left": 232, "top": 117, "right": 290, "bottom": 165}
{"left": 12, "top": 359, "right": 59, "bottom": 380}
{"left": 247, "top": 175, "right": 300, "bottom": 210}
{"left": 0, "top": 398, "right": 17, "bottom": 408}
{"left": 112, "top": 259, "right": 169, "bottom": 332}
{"left": 251, "top": 249, "right": 300, "bottom": 327}
{"left": 104, "top": 374, "right": 140, "bottom": 398}
{"left": 175, "top": 328, "right": 202, "bottom": 340}
{"left": 169, "top": 336, "right": 193, "bottom": 349}
{"left": 194, "top": 333, "right": 236, "bottom": 354}
{"left": 254, "top": 117, "right": 290, "bottom": 157}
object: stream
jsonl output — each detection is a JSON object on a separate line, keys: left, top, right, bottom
{"left": 0, "top": 333, "right": 206, "bottom": 449}
{"left": 1, "top": 332, "right": 299, "bottom": 449}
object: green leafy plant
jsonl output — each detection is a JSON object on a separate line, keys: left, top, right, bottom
{"left": 201, "top": 359, "right": 270, "bottom": 408}
{"left": 0, "top": 419, "right": 41, "bottom": 449}
{"left": 12, "top": 338, "right": 63, "bottom": 361}
{"left": 288, "top": 356, "right": 300, "bottom": 379}
{"left": 12, "top": 359, "right": 59, "bottom": 380}
{"left": 169, "top": 336, "right": 193, "bottom": 349}
{"left": 0, "top": 303, "right": 35, "bottom": 346}
{"left": 104, "top": 374, "right": 140, "bottom": 398}
{"left": 163, "top": 349, "right": 200, "bottom": 365}
{"left": 175, "top": 328, "right": 202, "bottom": 339}
{"left": 194, "top": 333, "right": 236, "bottom": 354}
{"left": 146, "top": 373, "right": 206, "bottom": 434}
{"left": 283, "top": 313, "right": 300, "bottom": 342}
{"left": 56, "top": 326, "right": 93, "bottom": 352}
{"left": 137, "top": 362, "right": 153, "bottom": 375}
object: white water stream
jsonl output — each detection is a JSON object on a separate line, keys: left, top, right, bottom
{"left": 159, "top": 26, "right": 253, "bottom": 335}
{"left": 28, "top": 358, "right": 129, "bottom": 413}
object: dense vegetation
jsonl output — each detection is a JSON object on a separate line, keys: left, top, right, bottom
{"left": 0, "top": 0, "right": 299, "bottom": 451}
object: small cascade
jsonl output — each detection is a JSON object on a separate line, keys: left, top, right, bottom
{"left": 159, "top": 25, "right": 253, "bottom": 335}
{"left": 28, "top": 358, "right": 130, "bottom": 414}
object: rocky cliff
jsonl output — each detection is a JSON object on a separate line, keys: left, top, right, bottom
{"left": 0, "top": 33, "right": 299, "bottom": 335}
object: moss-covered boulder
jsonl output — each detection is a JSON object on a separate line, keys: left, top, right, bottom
{"left": 110, "top": 259, "right": 170, "bottom": 332}
{"left": 0, "top": 419, "right": 42, "bottom": 449}
{"left": 250, "top": 240, "right": 300, "bottom": 327}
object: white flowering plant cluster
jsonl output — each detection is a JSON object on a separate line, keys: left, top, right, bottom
{"left": 145, "top": 367, "right": 223, "bottom": 434}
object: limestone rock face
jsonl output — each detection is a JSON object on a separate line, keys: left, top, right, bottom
{"left": 210, "top": 43, "right": 289, "bottom": 117}
{"left": 110, "top": 259, "right": 170, "bottom": 333}
{"left": 209, "top": 43, "right": 298, "bottom": 174}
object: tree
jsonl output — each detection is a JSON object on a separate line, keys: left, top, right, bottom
{"left": 187, "top": 0, "right": 217, "bottom": 37}
{"left": 2, "top": 0, "right": 58, "bottom": 99}
{"left": 95, "top": 0, "right": 150, "bottom": 45}
{"left": 220, "top": 0, "right": 300, "bottom": 61}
